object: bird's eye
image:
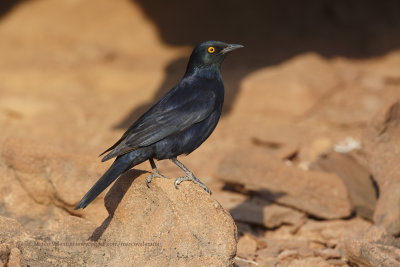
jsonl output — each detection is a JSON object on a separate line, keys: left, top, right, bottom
{"left": 208, "top": 46, "right": 215, "bottom": 53}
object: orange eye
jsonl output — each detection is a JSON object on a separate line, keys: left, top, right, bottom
{"left": 208, "top": 46, "right": 215, "bottom": 53}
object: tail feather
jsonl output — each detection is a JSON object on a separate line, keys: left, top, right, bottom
{"left": 75, "top": 152, "right": 136, "bottom": 210}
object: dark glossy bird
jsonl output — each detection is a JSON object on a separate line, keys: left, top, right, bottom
{"left": 75, "top": 41, "right": 243, "bottom": 210}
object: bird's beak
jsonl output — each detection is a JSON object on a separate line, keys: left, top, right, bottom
{"left": 221, "top": 43, "right": 244, "bottom": 54}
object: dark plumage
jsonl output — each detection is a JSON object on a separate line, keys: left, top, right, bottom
{"left": 75, "top": 41, "right": 243, "bottom": 210}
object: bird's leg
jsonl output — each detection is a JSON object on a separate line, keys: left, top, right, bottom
{"left": 170, "top": 157, "right": 212, "bottom": 195}
{"left": 146, "top": 158, "right": 165, "bottom": 188}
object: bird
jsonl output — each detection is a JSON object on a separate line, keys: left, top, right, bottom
{"left": 74, "top": 41, "right": 243, "bottom": 210}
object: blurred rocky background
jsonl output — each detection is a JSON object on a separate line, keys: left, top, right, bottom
{"left": 1, "top": 0, "right": 400, "bottom": 266}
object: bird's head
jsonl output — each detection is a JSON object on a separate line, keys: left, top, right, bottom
{"left": 186, "top": 41, "right": 243, "bottom": 73}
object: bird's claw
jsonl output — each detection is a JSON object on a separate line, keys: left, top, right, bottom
{"left": 146, "top": 170, "right": 165, "bottom": 188}
{"left": 174, "top": 175, "right": 212, "bottom": 195}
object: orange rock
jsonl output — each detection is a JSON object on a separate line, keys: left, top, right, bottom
{"left": 311, "top": 151, "right": 377, "bottom": 220}
{"left": 218, "top": 147, "right": 352, "bottom": 219}
{"left": 237, "top": 234, "right": 258, "bottom": 258}
{"left": 96, "top": 173, "right": 237, "bottom": 266}
{"left": 287, "top": 257, "right": 331, "bottom": 267}
{"left": 230, "top": 196, "right": 306, "bottom": 229}
{"left": 236, "top": 53, "right": 340, "bottom": 119}
{"left": 341, "top": 226, "right": 400, "bottom": 267}
{"left": 1, "top": 172, "right": 237, "bottom": 266}
{"left": 294, "top": 218, "right": 371, "bottom": 245}
{"left": 363, "top": 101, "right": 400, "bottom": 235}
{"left": 7, "top": 248, "right": 23, "bottom": 267}
{"left": 1, "top": 137, "right": 108, "bottom": 225}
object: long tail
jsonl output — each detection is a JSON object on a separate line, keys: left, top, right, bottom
{"left": 74, "top": 150, "right": 146, "bottom": 210}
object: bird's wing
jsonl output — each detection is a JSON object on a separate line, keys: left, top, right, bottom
{"left": 101, "top": 89, "right": 216, "bottom": 161}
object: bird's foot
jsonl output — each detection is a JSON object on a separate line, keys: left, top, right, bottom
{"left": 174, "top": 174, "right": 212, "bottom": 195}
{"left": 146, "top": 169, "right": 165, "bottom": 188}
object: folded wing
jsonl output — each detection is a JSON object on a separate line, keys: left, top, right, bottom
{"left": 101, "top": 89, "right": 216, "bottom": 161}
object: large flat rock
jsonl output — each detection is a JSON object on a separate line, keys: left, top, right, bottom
{"left": 218, "top": 147, "right": 352, "bottom": 219}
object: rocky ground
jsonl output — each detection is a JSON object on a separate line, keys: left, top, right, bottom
{"left": 1, "top": 0, "right": 400, "bottom": 266}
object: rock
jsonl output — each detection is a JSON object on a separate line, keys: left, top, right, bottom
{"left": 255, "top": 239, "right": 314, "bottom": 266}
{"left": 1, "top": 137, "right": 108, "bottom": 226}
{"left": 287, "top": 257, "right": 331, "bottom": 267}
{"left": 278, "top": 249, "right": 302, "bottom": 261}
{"left": 264, "top": 217, "right": 371, "bottom": 251}
{"left": 294, "top": 217, "right": 371, "bottom": 246}
{"left": 7, "top": 248, "right": 23, "bottom": 267}
{"left": 0, "top": 217, "right": 24, "bottom": 244}
{"left": 341, "top": 226, "right": 400, "bottom": 267}
{"left": 235, "top": 222, "right": 253, "bottom": 235}
{"left": 0, "top": 216, "right": 27, "bottom": 267}
{"left": 235, "top": 53, "right": 340, "bottom": 118}
{"left": 237, "top": 234, "right": 258, "bottom": 258}
{"left": 363, "top": 101, "right": 400, "bottom": 235}
{"left": 215, "top": 191, "right": 306, "bottom": 229}
{"left": 218, "top": 147, "right": 352, "bottom": 219}
{"left": 361, "top": 226, "right": 400, "bottom": 247}
{"left": 20, "top": 216, "right": 100, "bottom": 267}
{"left": 230, "top": 197, "right": 306, "bottom": 229}
{"left": 302, "top": 137, "right": 333, "bottom": 162}
{"left": 308, "top": 82, "right": 386, "bottom": 127}
{"left": 363, "top": 101, "right": 400, "bottom": 182}
{"left": 273, "top": 145, "right": 299, "bottom": 161}
{"left": 326, "top": 259, "right": 349, "bottom": 266}
{"left": 1, "top": 137, "right": 237, "bottom": 265}
{"left": 310, "top": 151, "right": 377, "bottom": 220}
{"left": 0, "top": 215, "right": 97, "bottom": 266}
{"left": 94, "top": 172, "right": 237, "bottom": 266}
{"left": 1, "top": 171, "right": 237, "bottom": 266}
{"left": 252, "top": 137, "right": 299, "bottom": 161}
{"left": 315, "top": 247, "right": 342, "bottom": 260}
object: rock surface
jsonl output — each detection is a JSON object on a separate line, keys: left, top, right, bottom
{"left": 0, "top": 172, "right": 237, "bottom": 266}
{"left": 341, "top": 226, "right": 400, "bottom": 267}
{"left": 235, "top": 53, "right": 340, "bottom": 118}
{"left": 311, "top": 151, "right": 377, "bottom": 220}
{"left": 96, "top": 172, "right": 237, "bottom": 266}
{"left": 215, "top": 192, "right": 306, "bottom": 229}
{"left": 363, "top": 102, "right": 400, "bottom": 235}
{"left": 218, "top": 147, "right": 352, "bottom": 219}
{"left": 1, "top": 137, "right": 108, "bottom": 226}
